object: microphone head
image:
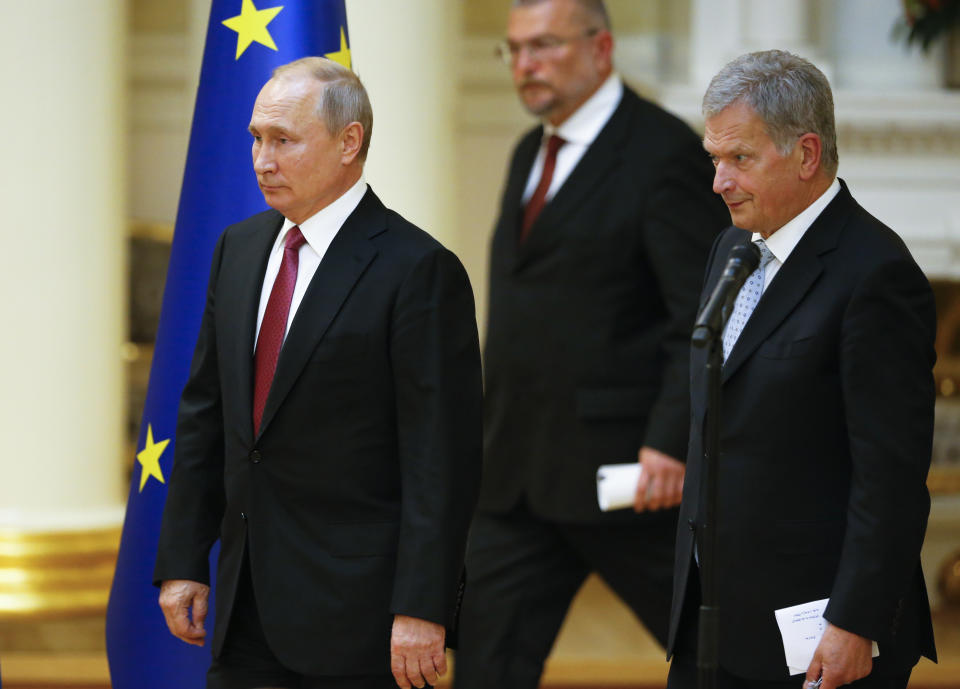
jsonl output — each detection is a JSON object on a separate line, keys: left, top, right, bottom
{"left": 693, "top": 239, "right": 762, "bottom": 340}
{"left": 730, "top": 241, "right": 761, "bottom": 271}
{"left": 726, "top": 241, "right": 761, "bottom": 280}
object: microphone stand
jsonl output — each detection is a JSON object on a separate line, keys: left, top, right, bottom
{"left": 691, "top": 323, "right": 722, "bottom": 689}
{"left": 689, "top": 240, "right": 757, "bottom": 689}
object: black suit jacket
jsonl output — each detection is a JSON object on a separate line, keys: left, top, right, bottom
{"left": 480, "top": 86, "right": 728, "bottom": 522}
{"left": 154, "top": 188, "right": 483, "bottom": 676}
{"left": 667, "top": 181, "right": 937, "bottom": 679}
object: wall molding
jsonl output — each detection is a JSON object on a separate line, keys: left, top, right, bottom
{"left": 129, "top": 33, "right": 193, "bottom": 132}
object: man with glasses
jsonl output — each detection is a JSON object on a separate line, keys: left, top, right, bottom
{"left": 453, "top": 1, "right": 726, "bottom": 687}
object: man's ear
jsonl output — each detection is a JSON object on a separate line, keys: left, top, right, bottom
{"left": 593, "top": 29, "right": 614, "bottom": 72}
{"left": 340, "top": 121, "right": 364, "bottom": 164}
{"left": 797, "top": 132, "right": 822, "bottom": 181}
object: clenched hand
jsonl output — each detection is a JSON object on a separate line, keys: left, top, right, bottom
{"left": 390, "top": 614, "right": 446, "bottom": 688}
{"left": 158, "top": 579, "right": 209, "bottom": 646}
{"left": 634, "top": 446, "right": 685, "bottom": 512}
{"left": 804, "top": 623, "right": 873, "bottom": 689}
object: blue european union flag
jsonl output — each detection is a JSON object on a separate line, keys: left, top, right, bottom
{"left": 106, "top": 2, "right": 351, "bottom": 686}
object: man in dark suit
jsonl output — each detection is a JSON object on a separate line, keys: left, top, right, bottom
{"left": 153, "top": 57, "right": 483, "bottom": 689}
{"left": 453, "top": 2, "right": 727, "bottom": 686}
{"left": 667, "top": 50, "right": 937, "bottom": 689}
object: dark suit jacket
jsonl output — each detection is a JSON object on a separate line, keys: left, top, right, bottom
{"left": 480, "top": 86, "right": 728, "bottom": 522}
{"left": 667, "top": 181, "right": 937, "bottom": 680}
{"left": 154, "top": 188, "right": 483, "bottom": 676}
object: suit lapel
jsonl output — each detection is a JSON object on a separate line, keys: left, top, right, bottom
{"left": 721, "top": 184, "right": 854, "bottom": 382}
{"left": 255, "top": 188, "right": 382, "bottom": 439}
{"left": 496, "top": 130, "right": 541, "bottom": 269}
{"left": 514, "top": 90, "right": 635, "bottom": 271}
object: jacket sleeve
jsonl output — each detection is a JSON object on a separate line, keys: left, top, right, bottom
{"left": 153, "top": 232, "right": 229, "bottom": 586}
{"left": 387, "top": 246, "right": 484, "bottom": 629}
{"left": 824, "top": 255, "right": 936, "bottom": 644}
{"left": 640, "top": 137, "right": 728, "bottom": 459}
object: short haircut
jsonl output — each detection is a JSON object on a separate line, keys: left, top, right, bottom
{"left": 702, "top": 49, "right": 838, "bottom": 174}
{"left": 272, "top": 57, "right": 373, "bottom": 161}
{"left": 512, "top": 0, "right": 611, "bottom": 31}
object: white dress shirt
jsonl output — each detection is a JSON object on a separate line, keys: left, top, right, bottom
{"left": 522, "top": 73, "right": 624, "bottom": 204}
{"left": 754, "top": 178, "right": 841, "bottom": 293}
{"left": 254, "top": 175, "right": 368, "bottom": 348}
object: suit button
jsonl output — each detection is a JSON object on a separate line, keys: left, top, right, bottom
{"left": 240, "top": 512, "right": 247, "bottom": 520}
{"left": 249, "top": 450, "right": 261, "bottom": 464}
{"left": 687, "top": 519, "right": 696, "bottom": 531}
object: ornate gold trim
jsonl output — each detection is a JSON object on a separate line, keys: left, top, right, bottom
{"left": 129, "top": 219, "right": 173, "bottom": 243}
{"left": 0, "top": 527, "right": 121, "bottom": 619}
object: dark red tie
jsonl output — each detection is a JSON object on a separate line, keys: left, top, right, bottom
{"left": 253, "top": 226, "right": 307, "bottom": 434}
{"left": 520, "top": 134, "right": 566, "bottom": 242}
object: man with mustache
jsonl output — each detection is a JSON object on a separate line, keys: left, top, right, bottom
{"left": 453, "top": 1, "right": 726, "bottom": 687}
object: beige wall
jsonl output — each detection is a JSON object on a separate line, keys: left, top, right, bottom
{"left": 464, "top": 0, "right": 689, "bottom": 36}
{"left": 131, "top": 0, "right": 188, "bottom": 32}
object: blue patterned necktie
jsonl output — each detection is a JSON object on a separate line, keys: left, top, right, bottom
{"left": 722, "top": 239, "right": 775, "bottom": 361}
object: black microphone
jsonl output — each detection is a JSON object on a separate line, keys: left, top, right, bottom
{"left": 691, "top": 242, "right": 761, "bottom": 348}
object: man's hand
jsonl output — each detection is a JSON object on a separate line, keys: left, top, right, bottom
{"left": 634, "top": 446, "right": 685, "bottom": 512}
{"left": 390, "top": 614, "right": 446, "bottom": 688}
{"left": 158, "top": 579, "right": 210, "bottom": 646}
{"left": 804, "top": 623, "right": 873, "bottom": 689}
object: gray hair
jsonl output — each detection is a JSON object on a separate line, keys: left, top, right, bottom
{"left": 273, "top": 57, "right": 373, "bottom": 161}
{"left": 512, "top": 0, "right": 611, "bottom": 31}
{"left": 702, "top": 50, "right": 838, "bottom": 174}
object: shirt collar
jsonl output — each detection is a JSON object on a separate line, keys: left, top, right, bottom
{"left": 544, "top": 73, "right": 623, "bottom": 146}
{"left": 754, "top": 177, "right": 841, "bottom": 264}
{"left": 274, "top": 174, "right": 367, "bottom": 253}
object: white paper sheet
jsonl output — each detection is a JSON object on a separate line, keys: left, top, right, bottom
{"left": 774, "top": 598, "right": 879, "bottom": 675}
{"left": 596, "top": 463, "right": 642, "bottom": 511}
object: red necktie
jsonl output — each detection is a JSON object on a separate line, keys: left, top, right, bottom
{"left": 520, "top": 134, "right": 566, "bottom": 242}
{"left": 253, "top": 226, "right": 307, "bottom": 434}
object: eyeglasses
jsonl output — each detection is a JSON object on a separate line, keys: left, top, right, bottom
{"left": 494, "top": 29, "right": 600, "bottom": 66}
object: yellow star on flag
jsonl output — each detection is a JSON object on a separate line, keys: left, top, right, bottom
{"left": 324, "top": 27, "right": 352, "bottom": 70}
{"left": 222, "top": 0, "right": 284, "bottom": 60}
{"left": 136, "top": 424, "right": 169, "bottom": 492}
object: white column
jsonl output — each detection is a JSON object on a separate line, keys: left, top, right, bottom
{"left": 741, "top": 0, "right": 812, "bottom": 53}
{"left": 345, "top": 0, "right": 461, "bottom": 250}
{"left": 0, "top": 0, "right": 126, "bottom": 529}
{"left": 825, "top": 0, "right": 943, "bottom": 90}
{"left": 689, "top": 0, "right": 826, "bottom": 90}
{"left": 0, "top": 0, "right": 126, "bottom": 613}
{"left": 690, "top": 0, "right": 743, "bottom": 89}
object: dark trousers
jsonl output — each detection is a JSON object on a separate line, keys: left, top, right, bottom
{"left": 453, "top": 503, "right": 677, "bottom": 689}
{"left": 207, "top": 556, "right": 397, "bottom": 689}
{"left": 667, "top": 564, "right": 911, "bottom": 689}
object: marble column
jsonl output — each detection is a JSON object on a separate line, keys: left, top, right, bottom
{"left": 344, "top": 0, "right": 462, "bottom": 252}
{"left": 824, "top": 0, "right": 943, "bottom": 90}
{"left": 741, "top": 0, "right": 814, "bottom": 53}
{"left": 689, "top": 0, "right": 824, "bottom": 89}
{"left": 0, "top": 0, "right": 126, "bottom": 617}
{"left": 689, "top": 0, "right": 744, "bottom": 91}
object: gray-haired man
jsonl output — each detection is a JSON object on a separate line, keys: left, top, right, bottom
{"left": 667, "top": 49, "right": 937, "bottom": 689}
